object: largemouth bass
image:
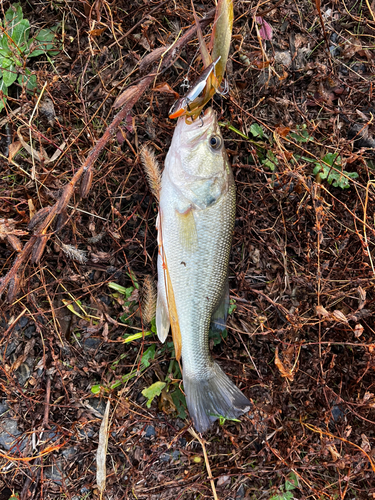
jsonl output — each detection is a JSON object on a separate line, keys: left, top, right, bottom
{"left": 155, "top": 107, "right": 251, "bottom": 432}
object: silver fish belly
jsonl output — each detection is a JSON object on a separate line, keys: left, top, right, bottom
{"left": 156, "top": 107, "right": 250, "bottom": 432}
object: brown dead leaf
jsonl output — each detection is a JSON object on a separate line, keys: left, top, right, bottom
{"left": 362, "top": 392, "right": 375, "bottom": 407}
{"left": 0, "top": 219, "right": 28, "bottom": 251}
{"left": 274, "top": 346, "right": 294, "bottom": 381}
{"left": 275, "top": 126, "right": 291, "bottom": 137}
{"left": 7, "top": 234, "right": 23, "bottom": 252}
{"left": 10, "top": 338, "right": 35, "bottom": 373}
{"left": 361, "top": 434, "right": 371, "bottom": 452}
{"left": 327, "top": 444, "right": 341, "bottom": 462}
{"left": 332, "top": 310, "right": 348, "bottom": 324}
{"left": 316, "top": 305, "right": 330, "bottom": 318}
{"left": 8, "top": 140, "right": 22, "bottom": 161}
{"left": 358, "top": 286, "right": 366, "bottom": 309}
{"left": 28, "top": 199, "right": 36, "bottom": 220}
{"left": 89, "top": 28, "right": 106, "bottom": 37}
{"left": 354, "top": 323, "right": 364, "bottom": 338}
{"left": 153, "top": 82, "right": 180, "bottom": 99}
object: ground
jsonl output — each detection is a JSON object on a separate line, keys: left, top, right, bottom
{"left": 0, "top": 0, "right": 375, "bottom": 499}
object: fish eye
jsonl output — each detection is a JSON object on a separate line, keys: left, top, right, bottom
{"left": 209, "top": 135, "right": 222, "bottom": 150}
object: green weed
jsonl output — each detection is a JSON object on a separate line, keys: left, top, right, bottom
{"left": 313, "top": 153, "right": 359, "bottom": 189}
{"left": 269, "top": 472, "right": 299, "bottom": 500}
{"left": 0, "top": 3, "right": 59, "bottom": 111}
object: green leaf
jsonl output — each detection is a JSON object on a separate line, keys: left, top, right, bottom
{"left": 0, "top": 78, "right": 8, "bottom": 112}
{"left": 228, "top": 298, "right": 237, "bottom": 315}
{"left": 141, "top": 345, "right": 156, "bottom": 368}
{"left": 122, "top": 330, "right": 153, "bottom": 343}
{"left": 322, "top": 152, "right": 339, "bottom": 166}
{"left": 219, "top": 121, "right": 250, "bottom": 139}
{"left": 0, "top": 78, "right": 8, "bottom": 94}
{"left": 108, "top": 282, "right": 134, "bottom": 298}
{"left": 2, "top": 63, "right": 17, "bottom": 87}
{"left": 285, "top": 472, "right": 298, "bottom": 491}
{"left": 209, "top": 327, "right": 228, "bottom": 346}
{"left": 0, "top": 36, "right": 11, "bottom": 57}
{"left": 171, "top": 387, "right": 187, "bottom": 419}
{"left": 262, "top": 150, "right": 278, "bottom": 172}
{"left": 314, "top": 153, "right": 358, "bottom": 189}
{"left": 110, "top": 369, "right": 138, "bottom": 390}
{"left": 269, "top": 492, "right": 294, "bottom": 500}
{"left": 250, "top": 123, "right": 264, "bottom": 138}
{"left": 289, "top": 124, "right": 312, "bottom": 143}
{"left": 5, "top": 4, "right": 24, "bottom": 26}
{"left": 11, "top": 18, "right": 30, "bottom": 48}
{"left": 142, "top": 381, "right": 166, "bottom": 408}
{"left": 29, "top": 26, "right": 60, "bottom": 57}
{"left": 91, "top": 384, "right": 101, "bottom": 394}
{"left": 17, "top": 70, "right": 37, "bottom": 91}
{"left": 127, "top": 270, "right": 139, "bottom": 289}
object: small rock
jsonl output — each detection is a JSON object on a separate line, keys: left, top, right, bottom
{"left": 99, "top": 295, "right": 112, "bottom": 305}
{"left": 62, "top": 446, "right": 78, "bottom": 460}
{"left": 78, "top": 426, "right": 95, "bottom": 440}
{"left": 15, "top": 362, "right": 32, "bottom": 386}
{"left": 45, "top": 462, "right": 64, "bottom": 484}
{"left": 14, "top": 316, "right": 29, "bottom": 331}
{"left": 45, "top": 427, "right": 62, "bottom": 442}
{"left": 160, "top": 450, "right": 180, "bottom": 462}
{"left": 217, "top": 475, "right": 231, "bottom": 487}
{"left": 83, "top": 337, "right": 102, "bottom": 350}
{"left": 0, "top": 401, "right": 9, "bottom": 416}
{"left": 40, "top": 97, "right": 56, "bottom": 125}
{"left": 275, "top": 51, "right": 292, "bottom": 67}
{"left": 145, "top": 425, "right": 156, "bottom": 438}
{"left": 86, "top": 398, "right": 107, "bottom": 416}
{"left": 160, "top": 452, "right": 170, "bottom": 462}
{"left": 331, "top": 404, "right": 345, "bottom": 422}
{"left": 4, "top": 340, "right": 18, "bottom": 358}
{"left": 236, "top": 484, "right": 246, "bottom": 499}
{"left": 0, "top": 418, "right": 26, "bottom": 451}
{"left": 24, "top": 324, "right": 36, "bottom": 338}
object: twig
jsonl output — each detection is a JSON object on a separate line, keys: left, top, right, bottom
{"left": 188, "top": 427, "right": 219, "bottom": 500}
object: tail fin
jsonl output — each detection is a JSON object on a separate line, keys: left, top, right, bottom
{"left": 183, "top": 363, "right": 251, "bottom": 433}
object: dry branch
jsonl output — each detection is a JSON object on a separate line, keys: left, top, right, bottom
{"left": 0, "top": 9, "right": 216, "bottom": 301}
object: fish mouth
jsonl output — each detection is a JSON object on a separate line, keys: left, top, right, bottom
{"left": 176, "top": 107, "right": 219, "bottom": 149}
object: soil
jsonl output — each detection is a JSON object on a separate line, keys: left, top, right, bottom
{"left": 0, "top": 0, "right": 375, "bottom": 499}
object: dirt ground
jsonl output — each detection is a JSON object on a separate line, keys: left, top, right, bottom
{"left": 0, "top": 0, "right": 375, "bottom": 498}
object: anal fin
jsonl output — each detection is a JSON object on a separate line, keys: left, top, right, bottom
{"left": 211, "top": 279, "right": 229, "bottom": 332}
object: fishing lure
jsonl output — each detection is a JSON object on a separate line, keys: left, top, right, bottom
{"left": 169, "top": 56, "right": 221, "bottom": 119}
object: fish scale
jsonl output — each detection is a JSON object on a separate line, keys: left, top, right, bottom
{"left": 156, "top": 107, "right": 251, "bottom": 432}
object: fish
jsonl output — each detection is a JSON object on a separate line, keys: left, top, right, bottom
{"left": 156, "top": 107, "right": 251, "bottom": 432}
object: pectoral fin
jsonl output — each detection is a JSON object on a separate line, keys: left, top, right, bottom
{"left": 176, "top": 206, "right": 198, "bottom": 252}
{"left": 156, "top": 284, "right": 171, "bottom": 342}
